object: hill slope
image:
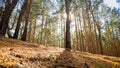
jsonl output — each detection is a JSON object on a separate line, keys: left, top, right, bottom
{"left": 0, "top": 37, "right": 120, "bottom": 68}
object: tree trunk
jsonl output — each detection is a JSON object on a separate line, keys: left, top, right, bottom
{"left": 74, "top": 11, "right": 79, "bottom": 50}
{"left": 40, "top": 14, "right": 44, "bottom": 44}
{"left": 0, "top": 0, "right": 18, "bottom": 36}
{"left": 28, "top": 19, "right": 32, "bottom": 42}
{"left": 65, "top": 0, "right": 71, "bottom": 49}
{"left": 89, "top": 0, "right": 103, "bottom": 54}
{"left": 78, "top": 12, "right": 84, "bottom": 51}
{"left": 21, "top": 0, "right": 32, "bottom": 41}
{"left": 21, "top": 17, "right": 28, "bottom": 41}
{"left": 13, "top": 0, "right": 28, "bottom": 39}
{"left": 33, "top": 18, "right": 37, "bottom": 42}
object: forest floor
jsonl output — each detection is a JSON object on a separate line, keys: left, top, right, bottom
{"left": 0, "top": 37, "right": 120, "bottom": 68}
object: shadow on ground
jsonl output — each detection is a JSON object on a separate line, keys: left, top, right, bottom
{"left": 52, "top": 49, "right": 89, "bottom": 68}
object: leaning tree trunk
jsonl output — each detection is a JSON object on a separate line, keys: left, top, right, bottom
{"left": 0, "top": 0, "right": 18, "bottom": 36}
{"left": 13, "top": 0, "right": 28, "bottom": 39}
{"left": 65, "top": 0, "right": 71, "bottom": 49}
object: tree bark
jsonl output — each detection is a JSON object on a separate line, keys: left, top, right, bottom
{"left": 65, "top": 0, "right": 71, "bottom": 49}
{"left": 0, "top": 0, "right": 18, "bottom": 36}
{"left": 21, "top": 0, "right": 32, "bottom": 41}
{"left": 13, "top": 0, "right": 28, "bottom": 39}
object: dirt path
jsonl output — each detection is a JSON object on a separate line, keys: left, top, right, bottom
{"left": 0, "top": 37, "right": 120, "bottom": 68}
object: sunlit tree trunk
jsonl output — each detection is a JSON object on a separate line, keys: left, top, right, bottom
{"left": 94, "top": 23, "right": 99, "bottom": 54}
{"left": 64, "top": 17, "right": 66, "bottom": 48}
{"left": 74, "top": 11, "right": 79, "bottom": 50}
{"left": 89, "top": 0, "right": 103, "bottom": 54}
{"left": 85, "top": 0, "right": 92, "bottom": 52}
{"left": 40, "top": 14, "right": 44, "bottom": 44}
{"left": 60, "top": 13, "right": 63, "bottom": 48}
{"left": 28, "top": 19, "right": 32, "bottom": 42}
{"left": 33, "top": 18, "right": 37, "bottom": 42}
{"left": 82, "top": 10, "right": 88, "bottom": 52}
{"left": 78, "top": 12, "right": 84, "bottom": 51}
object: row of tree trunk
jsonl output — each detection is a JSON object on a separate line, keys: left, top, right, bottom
{"left": 0, "top": 0, "right": 32, "bottom": 41}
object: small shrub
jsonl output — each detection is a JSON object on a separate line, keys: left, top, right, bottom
{"left": 95, "top": 62, "right": 106, "bottom": 68}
